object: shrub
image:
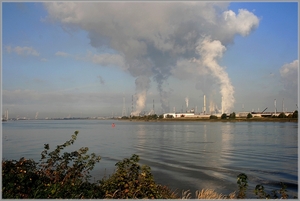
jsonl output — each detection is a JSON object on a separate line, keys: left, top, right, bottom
{"left": 2, "top": 157, "right": 39, "bottom": 198}
{"left": 209, "top": 115, "right": 218, "bottom": 119}
{"left": 247, "top": 113, "right": 253, "bottom": 118}
{"left": 2, "top": 131, "right": 176, "bottom": 199}
{"left": 2, "top": 131, "right": 103, "bottom": 199}
{"left": 99, "top": 154, "right": 177, "bottom": 199}
{"left": 237, "top": 173, "right": 248, "bottom": 198}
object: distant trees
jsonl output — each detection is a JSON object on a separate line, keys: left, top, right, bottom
{"left": 229, "top": 112, "right": 236, "bottom": 119}
{"left": 273, "top": 110, "right": 297, "bottom": 119}
{"left": 165, "top": 114, "right": 174, "bottom": 118}
{"left": 221, "top": 113, "right": 227, "bottom": 119}
{"left": 277, "top": 112, "right": 287, "bottom": 118}
{"left": 125, "top": 110, "right": 298, "bottom": 120}
{"left": 292, "top": 110, "right": 298, "bottom": 118}
{"left": 209, "top": 115, "right": 218, "bottom": 119}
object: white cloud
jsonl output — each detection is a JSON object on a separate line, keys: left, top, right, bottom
{"left": 6, "top": 45, "right": 40, "bottom": 56}
{"left": 280, "top": 60, "right": 298, "bottom": 93}
{"left": 55, "top": 51, "right": 71, "bottom": 57}
{"left": 222, "top": 9, "right": 260, "bottom": 37}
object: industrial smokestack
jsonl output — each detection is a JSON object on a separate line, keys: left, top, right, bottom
{"left": 282, "top": 98, "right": 284, "bottom": 113}
{"left": 153, "top": 99, "right": 155, "bottom": 114}
{"left": 203, "top": 95, "right": 206, "bottom": 114}
{"left": 274, "top": 99, "right": 277, "bottom": 115}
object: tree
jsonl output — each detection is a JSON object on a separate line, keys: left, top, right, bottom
{"left": 278, "top": 112, "right": 286, "bottom": 118}
{"left": 166, "top": 114, "right": 174, "bottom": 118}
{"left": 247, "top": 113, "right": 253, "bottom": 119}
{"left": 229, "top": 112, "right": 236, "bottom": 119}
{"left": 292, "top": 110, "right": 298, "bottom": 118}
{"left": 221, "top": 113, "right": 227, "bottom": 119}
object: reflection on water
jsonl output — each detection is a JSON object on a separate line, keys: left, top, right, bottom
{"left": 2, "top": 120, "right": 298, "bottom": 198}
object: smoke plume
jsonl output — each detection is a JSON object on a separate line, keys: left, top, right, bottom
{"left": 131, "top": 76, "right": 151, "bottom": 116}
{"left": 185, "top": 97, "right": 189, "bottom": 109}
{"left": 196, "top": 37, "right": 235, "bottom": 113}
{"left": 44, "top": 2, "right": 259, "bottom": 114}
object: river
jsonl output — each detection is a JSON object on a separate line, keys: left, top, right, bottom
{"left": 2, "top": 119, "right": 298, "bottom": 198}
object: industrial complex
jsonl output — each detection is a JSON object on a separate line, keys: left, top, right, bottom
{"left": 162, "top": 96, "right": 295, "bottom": 119}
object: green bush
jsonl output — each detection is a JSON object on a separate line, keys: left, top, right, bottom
{"left": 2, "top": 131, "right": 102, "bottom": 199}
{"left": 99, "top": 154, "right": 177, "bottom": 199}
{"left": 247, "top": 113, "right": 253, "bottom": 118}
{"left": 2, "top": 131, "right": 176, "bottom": 199}
{"left": 209, "top": 115, "right": 218, "bottom": 119}
{"left": 237, "top": 173, "right": 248, "bottom": 198}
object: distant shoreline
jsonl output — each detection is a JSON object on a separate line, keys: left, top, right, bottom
{"left": 5, "top": 118, "right": 297, "bottom": 123}
{"left": 118, "top": 118, "right": 298, "bottom": 123}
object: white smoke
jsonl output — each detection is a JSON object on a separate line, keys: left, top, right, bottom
{"left": 185, "top": 97, "right": 189, "bottom": 109}
{"left": 44, "top": 2, "right": 259, "bottom": 114}
{"left": 195, "top": 36, "right": 235, "bottom": 113}
{"left": 131, "top": 76, "right": 151, "bottom": 116}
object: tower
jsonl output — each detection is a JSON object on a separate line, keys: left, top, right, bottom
{"left": 122, "top": 97, "right": 126, "bottom": 116}
{"left": 131, "top": 95, "right": 133, "bottom": 116}
{"left": 203, "top": 95, "right": 206, "bottom": 114}
{"left": 6, "top": 109, "right": 8, "bottom": 121}
{"left": 274, "top": 99, "right": 277, "bottom": 115}
{"left": 153, "top": 99, "right": 155, "bottom": 115}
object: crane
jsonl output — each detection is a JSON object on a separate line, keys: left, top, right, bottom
{"left": 261, "top": 107, "right": 268, "bottom": 113}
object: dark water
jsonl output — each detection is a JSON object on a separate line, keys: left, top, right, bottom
{"left": 2, "top": 120, "right": 298, "bottom": 198}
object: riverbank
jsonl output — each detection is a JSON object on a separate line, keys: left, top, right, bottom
{"left": 118, "top": 117, "right": 298, "bottom": 122}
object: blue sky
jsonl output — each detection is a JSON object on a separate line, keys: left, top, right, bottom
{"left": 2, "top": 2, "right": 298, "bottom": 118}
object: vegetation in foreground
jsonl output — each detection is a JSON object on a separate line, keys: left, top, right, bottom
{"left": 2, "top": 131, "right": 297, "bottom": 199}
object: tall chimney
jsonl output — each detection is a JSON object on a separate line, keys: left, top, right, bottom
{"left": 274, "top": 99, "right": 277, "bottom": 115}
{"left": 203, "top": 95, "right": 206, "bottom": 114}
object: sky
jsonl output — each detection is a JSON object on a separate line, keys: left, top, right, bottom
{"left": 1, "top": 1, "right": 299, "bottom": 119}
